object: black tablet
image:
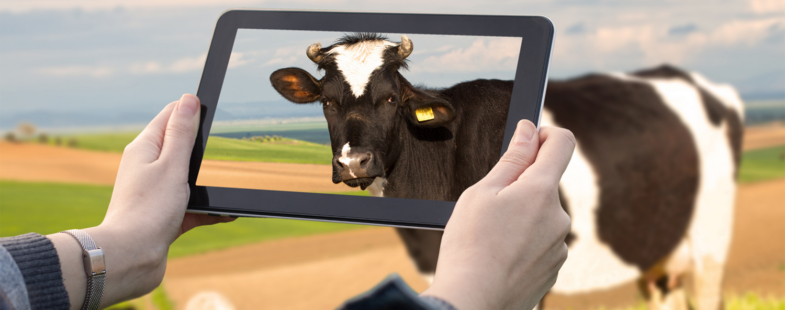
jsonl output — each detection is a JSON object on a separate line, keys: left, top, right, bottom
{"left": 187, "top": 10, "right": 553, "bottom": 230}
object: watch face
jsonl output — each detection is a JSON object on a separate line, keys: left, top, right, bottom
{"left": 84, "top": 248, "right": 106, "bottom": 276}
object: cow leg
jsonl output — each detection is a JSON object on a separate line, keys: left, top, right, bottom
{"left": 692, "top": 256, "right": 724, "bottom": 310}
{"left": 639, "top": 240, "right": 692, "bottom": 310}
{"left": 639, "top": 275, "right": 689, "bottom": 310}
{"left": 394, "top": 228, "right": 443, "bottom": 284}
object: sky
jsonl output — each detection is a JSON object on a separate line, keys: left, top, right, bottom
{"left": 217, "top": 29, "right": 520, "bottom": 121}
{"left": 0, "top": 0, "right": 783, "bottom": 130}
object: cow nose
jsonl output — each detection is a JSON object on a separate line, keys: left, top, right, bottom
{"left": 358, "top": 152, "right": 372, "bottom": 167}
{"left": 335, "top": 152, "right": 373, "bottom": 180}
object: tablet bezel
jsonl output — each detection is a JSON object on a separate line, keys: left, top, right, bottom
{"left": 187, "top": 9, "right": 553, "bottom": 230}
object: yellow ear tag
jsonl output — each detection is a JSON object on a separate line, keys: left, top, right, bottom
{"left": 415, "top": 107, "right": 435, "bottom": 122}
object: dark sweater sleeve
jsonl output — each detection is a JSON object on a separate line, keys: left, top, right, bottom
{"left": 337, "top": 274, "right": 457, "bottom": 310}
{"left": 0, "top": 233, "right": 70, "bottom": 310}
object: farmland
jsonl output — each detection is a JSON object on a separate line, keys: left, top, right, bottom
{"left": 738, "top": 145, "right": 785, "bottom": 183}
{"left": 0, "top": 180, "right": 366, "bottom": 258}
{"left": 63, "top": 129, "right": 333, "bottom": 165}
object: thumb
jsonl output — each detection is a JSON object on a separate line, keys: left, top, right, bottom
{"left": 482, "top": 119, "right": 539, "bottom": 190}
{"left": 160, "top": 94, "right": 201, "bottom": 164}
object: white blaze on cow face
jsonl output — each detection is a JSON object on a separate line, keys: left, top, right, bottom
{"left": 327, "top": 40, "right": 398, "bottom": 98}
{"left": 337, "top": 142, "right": 358, "bottom": 178}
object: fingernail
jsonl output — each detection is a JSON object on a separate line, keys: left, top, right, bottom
{"left": 178, "top": 94, "right": 199, "bottom": 117}
{"left": 513, "top": 120, "right": 536, "bottom": 144}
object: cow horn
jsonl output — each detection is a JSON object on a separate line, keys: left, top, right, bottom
{"left": 398, "top": 35, "right": 413, "bottom": 59}
{"left": 306, "top": 42, "right": 323, "bottom": 63}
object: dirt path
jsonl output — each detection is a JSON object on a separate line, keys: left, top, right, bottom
{"left": 0, "top": 142, "right": 358, "bottom": 193}
{"left": 196, "top": 160, "right": 357, "bottom": 193}
{"left": 164, "top": 228, "right": 427, "bottom": 310}
{"left": 0, "top": 141, "right": 121, "bottom": 185}
{"left": 744, "top": 123, "right": 785, "bottom": 151}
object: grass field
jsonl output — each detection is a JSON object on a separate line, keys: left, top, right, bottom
{"left": 63, "top": 132, "right": 785, "bottom": 182}
{"left": 209, "top": 120, "right": 328, "bottom": 134}
{"left": 62, "top": 132, "right": 333, "bottom": 165}
{"left": 738, "top": 145, "right": 785, "bottom": 183}
{"left": 64, "top": 132, "right": 139, "bottom": 153}
{"left": 202, "top": 136, "right": 332, "bottom": 165}
{"left": 0, "top": 180, "right": 365, "bottom": 258}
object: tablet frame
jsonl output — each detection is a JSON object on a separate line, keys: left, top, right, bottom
{"left": 187, "top": 9, "right": 553, "bottom": 230}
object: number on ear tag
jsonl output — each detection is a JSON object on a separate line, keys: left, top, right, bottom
{"left": 415, "top": 107, "right": 435, "bottom": 122}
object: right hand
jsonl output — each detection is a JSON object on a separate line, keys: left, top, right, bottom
{"left": 422, "top": 120, "right": 575, "bottom": 310}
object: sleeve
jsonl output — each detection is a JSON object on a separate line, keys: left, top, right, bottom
{"left": 0, "top": 233, "right": 70, "bottom": 310}
{"left": 336, "top": 274, "right": 457, "bottom": 310}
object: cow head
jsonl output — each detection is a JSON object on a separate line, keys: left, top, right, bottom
{"left": 270, "top": 33, "right": 456, "bottom": 189}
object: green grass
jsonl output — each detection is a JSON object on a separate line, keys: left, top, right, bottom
{"left": 739, "top": 145, "right": 785, "bottom": 183}
{"left": 726, "top": 292, "right": 785, "bottom": 310}
{"left": 60, "top": 132, "right": 334, "bottom": 165}
{"left": 202, "top": 136, "right": 332, "bottom": 165}
{"left": 151, "top": 284, "right": 175, "bottom": 310}
{"left": 60, "top": 132, "right": 785, "bottom": 178}
{"left": 0, "top": 180, "right": 366, "bottom": 258}
{"left": 61, "top": 132, "right": 139, "bottom": 153}
{"left": 0, "top": 181, "right": 111, "bottom": 236}
{"left": 592, "top": 293, "right": 785, "bottom": 310}
{"left": 210, "top": 120, "right": 328, "bottom": 134}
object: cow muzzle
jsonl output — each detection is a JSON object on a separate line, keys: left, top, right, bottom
{"left": 332, "top": 147, "right": 381, "bottom": 189}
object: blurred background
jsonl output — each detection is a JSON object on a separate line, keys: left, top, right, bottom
{"left": 0, "top": 0, "right": 783, "bottom": 309}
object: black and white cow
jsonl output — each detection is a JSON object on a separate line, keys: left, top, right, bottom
{"left": 269, "top": 33, "right": 744, "bottom": 310}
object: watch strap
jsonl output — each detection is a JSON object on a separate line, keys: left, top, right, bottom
{"left": 61, "top": 229, "right": 105, "bottom": 310}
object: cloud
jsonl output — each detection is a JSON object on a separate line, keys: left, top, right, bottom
{"left": 35, "top": 54, "right": 211, "bottom": 77}
{"left": 228, "top": 52, "right": 250, "bottom": 68}
{"left": 36, "top": 65, "right": 113, "bottom": 77}
{"left": 668, "top": 24, "right": 698, "bottom": 36}
{"left": 128, "top": 54, "right": 205, "bottom": 74}
{"left": 749, "top": 0, "right": 785, "bottom": 13}
{"left": 710, "top": 18, "right": 784, "bottom": 45}
{"left": 261, "top": 47, "right": 301, "bottom": 67}
{"left": 0, "top": 0, "right": 350, "bottom": 13}
{"left": 416, "top": 38, "right": 522, "bottom": 73}
{"left": 553, "top": 17, "right": 784, "bottom": 68}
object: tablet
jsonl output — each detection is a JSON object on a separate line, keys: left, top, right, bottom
{"left": 187, "top": 10, "right": 553, "bottom": 229}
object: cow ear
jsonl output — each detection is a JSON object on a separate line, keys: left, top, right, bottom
{"left": 270, "top": 68, "right": 321, "bottom": 103}
{"left": 403, "top": 89, "right": 456, "bottom": 128}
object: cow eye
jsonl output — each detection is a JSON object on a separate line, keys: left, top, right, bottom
{"left": 321, "top": 99, "right": 331, "bottom": 106}
{"left": 387, "top": 96, "right": 396, "bottom": 105}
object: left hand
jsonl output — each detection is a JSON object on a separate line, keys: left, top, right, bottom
{"left": 49, "top": 94, "right": 235, "bottom": 309}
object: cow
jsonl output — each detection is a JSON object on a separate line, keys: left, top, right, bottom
{"left": 269, "top": 33, "right": 744, "bottom": 310}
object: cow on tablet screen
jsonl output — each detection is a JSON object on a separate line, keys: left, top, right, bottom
{"left": 269, "top": 33, "right": 743, "bottom": 310}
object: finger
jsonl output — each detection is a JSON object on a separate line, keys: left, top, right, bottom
{"left": 123, "top": 101, "right": 178, "bottom": 164}
{"left": 160, "top": 94, "right": 201, "bottom": 164}
{"left": 481, "top": 119, "right": 540, "bottom": 190}
{"left": 517, "top": 126, "right": 576, "bottom": 187}
{"left": 179, "top": 213, "right": 236, "bottom": 236}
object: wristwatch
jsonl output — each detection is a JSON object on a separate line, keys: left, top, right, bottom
{"left": 61, "top": 229, "right": 106, "bottom": 310}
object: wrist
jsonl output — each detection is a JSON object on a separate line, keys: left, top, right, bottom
{"left": 421, "top": 270, "right": 504, "bottom": 310}
{"left": 83, "top": 225, "right": 168, "bottom": 307}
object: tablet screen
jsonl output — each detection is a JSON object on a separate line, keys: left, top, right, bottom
{"left": 195, "top": 29, "right": 522, "bottom": 202}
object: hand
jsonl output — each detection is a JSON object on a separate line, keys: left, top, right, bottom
{"left": 48, "top": 94, "right": 235, "bottom": 309}
{"left": 421, "top": 120, "right": 575, "bottom": 310}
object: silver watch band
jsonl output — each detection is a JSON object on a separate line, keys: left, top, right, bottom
{"left": 61, "top": 229, "right": 105, "bottom": 310}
